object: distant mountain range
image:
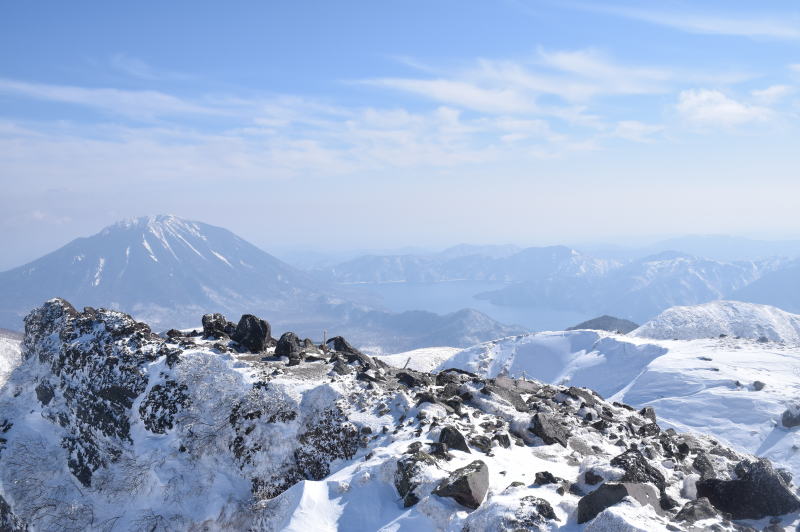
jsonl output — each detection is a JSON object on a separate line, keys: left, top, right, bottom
{"left": 0, "top": 216, "right": 521, "bottom": 352}
{"left": 314, "top": 246, "right": 794, "bottom": 324}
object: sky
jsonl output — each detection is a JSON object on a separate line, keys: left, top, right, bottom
{"left": 1, "top": 0, "right": 799, "bottom": 269}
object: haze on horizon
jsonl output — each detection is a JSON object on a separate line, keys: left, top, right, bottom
{"left": 1, "top": 1, "right": 799, "bottom": 270}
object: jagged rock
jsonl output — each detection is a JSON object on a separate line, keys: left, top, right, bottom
{"left": 439, "top": 426, "right": 470, "bottom": 453}
{"left": 577, "top": 482, "right": 663, "bottom": 524}
{"left": 638, "top": 422, "right": 660, "bottom": 437}
{"left": 529, "top": 413, "right": 570, "bottom": 447}
{"left": 166, "top": 328, "right": 185, "bottom": 339}
{"left": 34, "top": 382, "right": 54, "bottom": 405}
{"left": 696, "top": 458, "right": 800, "bottom": 519}
{"left": 395, "top": 451, "right": 437, "bottom": 507}
{"left": 674, "top": 497, "right": 722, "bottom": 523}
{"left": 326, "top": 336, "right": 361, "bottom": 355}
{"left": 275, "top": 331, "right": 304, "bottom": 358}
{"left": 610, "top": 448, "right": 666, "bottom": 492}
{"left": 202, "top": 313, "right": 235, "bottom": 339}
{"left": 433, "top": 460, "right": 489, "bottom": 509}
{"left": 232, "top": 314, "right": 271, "bottom": 352}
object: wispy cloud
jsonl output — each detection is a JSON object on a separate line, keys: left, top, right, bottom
{"left": 109, "top": 54, "right": 192, "bottom": 81}
{"left": 0, "top": 78, "right": 217, "bottom": 119}
{"left": 578, "top": 3, "right": 800, "bottom": 40}
{"left": 676, "top": 89, "right": 772, "bottom": 127}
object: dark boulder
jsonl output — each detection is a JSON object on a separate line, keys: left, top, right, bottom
{"left": 275, "top": 332, "right": 304, "bottom": 358}
{"left": 577, "top": 482, "right": 662, "bottom": 524}
{"left": 692, "top": 452, "right": 715, "bottom": 480}
{"left": 781, "top": 404, "right": 800, "bottom": 428}
{"left": 534, "top": 471, "right": 561, "bottom": 486}
{"left": 529, "top": 413, "right": 570, "bottom": 447}
{"left": 231, "top": 314, "right": 271, "bottom": 352}
{"left": 584, "top": 470, "right": 603, "bottom": 485}
{"left": 433, "top": 460, "right": 489, "bottom": 509}
{"left": 439, "top": 426, "right": 470, "bottom": 454}
{"left": 201, "top": 313, "right": 235, "bottom": 339}
{"left": 326, "top": 336, "right": 361, "bottom": 355}
{"left": 696, "top": 458, "right": 800, "bottom": 519}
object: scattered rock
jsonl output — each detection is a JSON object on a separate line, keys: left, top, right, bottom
{"left": 584, "top": 470, "right": 604, "bottom": 485}
{"left": 433, "top": 460, "right": 489, "bottom": 509}
{"left": 610, "top": 448, "right": 666, "bottom": 492}
{"left": 534, "top": 471, "right": 561, "bottom": 486}
{"left": 752, "top": 381, "right": 766, "bottom": 391}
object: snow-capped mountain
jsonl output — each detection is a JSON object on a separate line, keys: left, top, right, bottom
{"left": 631, "top": 300, "right": 800, "bottom": 343}
{"left": 322, "top": 245, "right": 617, "bottom": 284}
{"left": 0, "top": 215, "right": 328, "bottom": 330}
{"left": 0, "top": 216, "right": 522, "bottom": 352}
{"left": 2, "top": 299, "right": 798, "bottom": 531}
{"left": 477, "top": 251, "right": 775, "bottom": 323}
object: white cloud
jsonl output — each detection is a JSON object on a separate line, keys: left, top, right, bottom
{"left": 359, "top": 78, "right": 536, "bottom": 114}
{"left": 675, "top": 89, "right": 772, "bottom": 126}
{"left": 612, "top": 120, "right": 663, "bottom": 142}
{"left": 581, "top": 4, "right": 800, "bottom": 40}
{"left": 0, "top": 78, "right": 217, "bottom": 119}
{"left": 751, "top": 85, "right": 795, "bottom": 104}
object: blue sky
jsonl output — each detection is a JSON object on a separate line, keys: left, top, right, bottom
{"left": 1, "top": 1, "right": 799, "bottom": 268}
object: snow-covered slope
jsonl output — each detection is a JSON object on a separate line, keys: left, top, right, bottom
{"left": 0, "top": 331, "right": 21, "bottom": 387}
{"left": 437, "top": 328, "right": 800, "bottom": 484}
{"left": 375, "top": 346, "right": 462, "bottom": 372}
{"left": 631, "top": 300, "right": 800, "bottom": 343}
{"left": 3, "top": 299, "right": 798, "bottom": 530}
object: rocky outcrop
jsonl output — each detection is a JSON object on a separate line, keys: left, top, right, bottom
{"left": 2, "top": 298, "right": 799, "bottom": 531}
{"left": 202, "top": 312, "right": 235, "bottom": 339}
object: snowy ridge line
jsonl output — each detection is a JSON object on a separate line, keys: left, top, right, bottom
{"left": 1, "top": 298, "right": 799, "bottom": 530}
